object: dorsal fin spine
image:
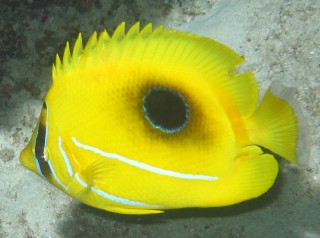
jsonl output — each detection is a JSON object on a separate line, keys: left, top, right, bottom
{"left": 112, "top": 22, "right": 126, "bottom": 41}
{"left": 153, "top": 25, "right": 164, "bottom": 34}
{"left": 96, "top": 30, "right": 111, "bottom": 49}
{"left": 126, "top": 22, "right": 140, "bottom": 38}
{"left": 84, "top": 32, "right": 98, "bottom": 53}
{"left": 52, "top": 54, "right": 62, "bottom": 81}
{"left": 72, "top": 33, "right": 83, "bottom": 65}
{"left": 62, "top": 42, "right": 72, "bottom": 71}
{"left": 140, "top": 23, "right": 153, "bottom": 37}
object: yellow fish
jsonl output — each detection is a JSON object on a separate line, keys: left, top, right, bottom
{"left": 20, "top": 22, "right": 297, "bottom": 215}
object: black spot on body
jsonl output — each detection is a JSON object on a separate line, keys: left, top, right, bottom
{"left": 143, "top": 86, "right": 189, "bottom": 133}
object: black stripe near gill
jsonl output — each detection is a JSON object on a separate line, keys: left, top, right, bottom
{"left": 34, "top": 102, "right": 52, "bottom": 179}
{"left": 143, "top": 86, "right": 190, "bottom": 133}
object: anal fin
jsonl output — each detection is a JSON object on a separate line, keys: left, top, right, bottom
{"left": 218, "top": 146, "right": 279, "bottom": 205}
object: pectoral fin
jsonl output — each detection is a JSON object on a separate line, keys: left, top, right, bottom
{"left": 69, "top": 157, "right": 164, "bottom": 215}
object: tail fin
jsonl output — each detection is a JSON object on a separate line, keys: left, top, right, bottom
{"left": 246, "top": 88, "right": 298, "bottom": 163}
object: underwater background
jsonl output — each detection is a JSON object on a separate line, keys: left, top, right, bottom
{"left": 0, "top": 0, "right": 319, "bottom": 237}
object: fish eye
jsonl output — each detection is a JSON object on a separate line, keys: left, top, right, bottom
{"left": 143, "top": 86, "right": 190, "bottom": 133}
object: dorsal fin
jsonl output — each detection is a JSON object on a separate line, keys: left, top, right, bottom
{"left": 51, "top": 22, "right": 256, "bottom": 118}
{"left": 52, "top": 22, "right": 157, "bottom": 81}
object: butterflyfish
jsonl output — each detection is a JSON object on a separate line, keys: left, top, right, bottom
{"left": 20, "top": 22, "right": 298, "bottom": 215}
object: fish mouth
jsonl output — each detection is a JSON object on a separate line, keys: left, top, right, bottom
{"left": 71, "top": 136, "right": 219, "bottom": 181}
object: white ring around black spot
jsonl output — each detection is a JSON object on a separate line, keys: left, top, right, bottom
{"left": 143, "top": 86, "right": 190, "bottom": 133}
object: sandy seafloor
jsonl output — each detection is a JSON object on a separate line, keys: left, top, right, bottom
{"left": 0, "top": 0, "right": 319, "bottom": 237}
